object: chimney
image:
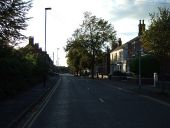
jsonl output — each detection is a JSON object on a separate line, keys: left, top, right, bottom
{"left": 35, "top": 43, "right": 39, "bottom": 49}
{"left": 29, "top": 36, "right": 34, "bottom": 45}
{"left": 138, "top": 20, "right": 142, "bottom": 36}
{"left": 138, "top": 20, "right": 145, "bottom": 36}
{"left": 118, "top": 38, "right": 122, "bottom": 46}
{"left": 142, "top": 20, "right": 145, "bottom": 32}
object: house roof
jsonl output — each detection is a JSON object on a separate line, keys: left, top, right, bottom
{"left": 126, "top": 36, "right": 140, "bottom": 44}
{"left": 110, "top": 35, "right": 141, "bottom": 53}
{"left": 114, "top": 43, "right": 126, "bottom": 51}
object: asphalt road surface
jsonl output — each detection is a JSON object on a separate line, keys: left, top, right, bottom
{"left": 28, "top": 74, "right": 170, "bottom": 128}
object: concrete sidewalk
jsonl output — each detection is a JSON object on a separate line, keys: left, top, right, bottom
{"left": 0, "top": 76, "right": 59, "bottom": 128}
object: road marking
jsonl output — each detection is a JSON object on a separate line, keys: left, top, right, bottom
{"left": 140, "top": 95, "right": 170, "bottom": 107}
{"left": 116, "top": 87, "right": 170, "bottom": 107}
{"left": 94, "top": 81, "right": 170, "bottom": 107}
{"left": 103, "top": 83, "right": 134, "bottom": 94}
{"left": 117, "top": 87, "right": 123, "bottom": 90}
{"left": 23, "top": 78, "right": 62, "bottom": 128}
{"left": 99, "top": 98, "right": 104, "bottom": 103}
{"left": 116, "top": 87, "right": 133, "bottom": 93}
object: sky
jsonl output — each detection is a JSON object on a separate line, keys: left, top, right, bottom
{"left": 24, "top": 0, "right": 170, "bottom": 66}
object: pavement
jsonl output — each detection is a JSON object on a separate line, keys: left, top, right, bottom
{"left": 0, "top": 75, "right": 59, "bottom": 128}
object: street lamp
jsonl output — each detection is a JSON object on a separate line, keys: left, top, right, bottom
{"left": 44, "top": 7, "right": 51, "bottom": 87}
{"left": 45, "top": 7, "right": 52, "bottom": 52}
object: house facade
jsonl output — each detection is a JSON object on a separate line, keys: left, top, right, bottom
{"left": 110, "top": 20, "right": 145, "bottom": 74}
{"left": 110, "top": 38, "right": 128, "bottom": 73}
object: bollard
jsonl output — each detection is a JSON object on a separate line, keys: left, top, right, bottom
{"left": 153, "top": 72, "right": 158, "bottom": 87}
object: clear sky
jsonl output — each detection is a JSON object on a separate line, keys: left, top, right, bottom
{"left": 24, "top": 0, "right": 170, "bottom": 66}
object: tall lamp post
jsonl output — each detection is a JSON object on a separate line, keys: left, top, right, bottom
{"left": 57, "top": 48, "right": 59, "bottom": 66}
{"left": 44, "top": 7, "right": 51, "bottom": 87}
{"left": 45, "top": 7, "right": 52, "bottom": 52}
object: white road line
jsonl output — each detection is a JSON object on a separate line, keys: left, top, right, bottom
{"left": 117, "top": 87, "right": 170, "bottom": 107}
{"left": 24, "top": 78, "right": 62, "bottom": 128}
{"left": 99, "top": 98, "right": 105, "bottom": 103}
{"left": 95, "top": 82, "right": 170, "bottom": 107}
{"left": 116, "top": 87, "right": 133, "bottom": 93}
{"left": 140, "top": 95, "right": 170, "bottom": 107}
{"left": 117, "top": 87, "right": 123, "bottom": 90}
{"left": 103, "top": 83, "right": 133, "bottom": 93}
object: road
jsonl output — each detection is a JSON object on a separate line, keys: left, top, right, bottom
{"left": 28, "top": 74, "right": 170, "bottom": 128}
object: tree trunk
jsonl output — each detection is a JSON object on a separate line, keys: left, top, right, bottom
{"left": 91, "top": 50, "right": 95, "bottom": 79}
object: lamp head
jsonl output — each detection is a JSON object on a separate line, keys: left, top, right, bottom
{"left": 45, "top": 7, "right": 52, "bottom": 10}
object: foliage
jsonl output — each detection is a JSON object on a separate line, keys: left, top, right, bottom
{"left": 65, "top": 12, "right": 116, "bottom": 77}
{"left": 142, "top": 7, "right": 170, "bottom": 77}
{"left": 0, "top": 0, "right": 55, "bottom": 99}
{"left": 0, "top": 0, "right": 32, "bottom": 45}
{"left": 0, "top": 46, "right": 29, "bottom": 97}
{"left": 0, "top": 43, "right": 53, "bottom": 99}
{"left": 142, "top": 7, "right": 170, "bottom": 58}
{"left": 129, "top": 55, "right": 160, "bottom": 77}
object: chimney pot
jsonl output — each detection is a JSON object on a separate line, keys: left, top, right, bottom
{"left": 118, "top": 38, "right": 122, "bottom": 46}
{"left": 29, "top": 36, "right": 34, "bottom": 45}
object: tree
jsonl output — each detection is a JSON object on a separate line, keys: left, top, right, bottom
{"left": 0, "top": 0, "right": 32, "bottom": 45}
{"left": 82, "top": 12, "right": 116, "bottom": 78}
{"left": 142, "top": 7, "right": 170, "bottom": 79}
{"left": 65, "top": 30, "right": 90, "bottom": 75}
{"left": 65, "top": 12, "right": 116, "bottom": 78}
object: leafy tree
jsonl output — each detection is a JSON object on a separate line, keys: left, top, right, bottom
{"left": 82, "top": 12, "right": 116, "bottom": 78}
{"left": 0, "top": 0, "right": 32, "bottom": 45}
{"left": 142, "top": 8, "right": 170, "bottom": 78}
{"left": 19, "top": 43, "right": 51, "bottom": 81}
{"left": 65, "top": 12, "right": 116, "bottom": 78}
{"left": 66, "top": 31, "right": 89, "bottom": 75}
{"left": 67, "top": 47, "right": 81, "bottom": 75}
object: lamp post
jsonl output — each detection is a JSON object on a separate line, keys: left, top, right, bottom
{"left": 53, "top": 52, "right": 54, "bottom": 64}
{"left": 44, "top": 7, "right": 51, "bottom": 87}
{"left": 56, "top": 48, "right": 60, "bottom": 66}
{"left": 45, "top": 7, "right": 52, "bottom": 52}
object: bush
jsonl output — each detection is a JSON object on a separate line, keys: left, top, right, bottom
{"left": 0, "top": 45, "right": 50, "bottom": 99}
{"left": 129, "top": 55, "right": 160, "bottom": 77}
{"left": 0, "top": 54, "right": 29, "bottom": 97}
